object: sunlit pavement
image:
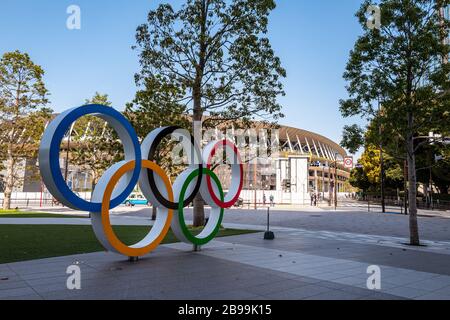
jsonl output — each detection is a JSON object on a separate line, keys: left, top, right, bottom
{"left": 1, "top": 206, "right": 450, "bottom": 300}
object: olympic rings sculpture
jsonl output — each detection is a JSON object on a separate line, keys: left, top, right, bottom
{"left": 39, "top": 105, "right": 244, "bottom": 257}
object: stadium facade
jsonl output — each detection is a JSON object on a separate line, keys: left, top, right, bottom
{"left": 0, "top": 123, "right": 351, "bottom": 206}
{"left": 232, "top": 125, "right": 351, "bottom": 205}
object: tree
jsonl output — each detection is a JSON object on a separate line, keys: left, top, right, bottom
{"left": 433, "top": 155, "right": 450, "bottom": 194}
{"left": 0, "top": 51, "right": 51, "bottom": 210}
{"left": 341, "top": 124, "right": 365, "bottom": 155}
{"left": 415, "top": 142, "right": 450, "bottom": 196}
{"left": 70, "top": 93, "right": 121, "bottom": 191}
{"left": 134, "top": 0, "right": 286, "bottom": 226}
{"left": 125, "top": 78, "right": 191, "bottom": 219}
{"left": 349, "top": 166, "right": 372, "bottom": 193}
{"left": 359, "top": 144, "right": 403, "bottom": 189}
{"left": 340, "top": 0, "right": 449, "bottom": 245}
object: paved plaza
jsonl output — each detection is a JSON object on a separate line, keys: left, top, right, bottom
{"left": 1, "top": 205, "right": 450, "bottom": 300}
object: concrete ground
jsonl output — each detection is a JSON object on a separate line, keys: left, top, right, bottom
{"left": 1, "top": 204, "right": 450, "bottom": 300}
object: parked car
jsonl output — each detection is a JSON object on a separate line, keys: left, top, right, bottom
{"left": 123, "top": 193, "right": 149, "bottom": 207}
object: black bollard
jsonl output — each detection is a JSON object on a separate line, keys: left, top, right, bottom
{"left": 264, "top": 207, "right": 275, "bottom": 240}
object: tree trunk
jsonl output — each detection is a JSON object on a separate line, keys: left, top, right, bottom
{"left": 192, "top": 0, "right": 208, "bottom": 228}
{"left": 192, "top": 68, "right": 204, "bottom": 227}
{"left": 3, "top": 151, "right": 16, "bottom": 210}
{"left": 192, "top": 92, "right": 205, "bottom": 227}
{"left": 407, "top": 113, "right": 420, "bottom": 246}
{"left": 3, "top": 83, "right": 22, "bottom": 211}
{"left": 151, "top": 205, "right": 157, "bottom": 221}
{"left": 379, "top": 127, "right": 386, "bottom": 213}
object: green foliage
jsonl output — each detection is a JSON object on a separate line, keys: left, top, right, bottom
{"left": 349, "top": 166, "right": 372, "bottom": 192}
{"left": 70, "top": 93, "right": 121, "bottom": 186}
{"left": 133, "top": 0, "right": 286, "bottom": 127}
{"left": 0, "top": 51, "right": 51, "bottom": 156}
{"left": 341, "top": 124, "right": 365, "bottom": 154}
{"left": 0, "top": 51, "right": 51, "bottom": 209}
{"left": 350, "top": 144, "right": 403, "bottom": 191}
{"left": 416, "top": 144, "right": 450, "bottom": 193}
{"left": 125, "top": 79, "right": 191, "bottom": 179}
{"left": 340, "top": 0, "right": 449, "bottom": 244}
{"left": 84, "top": 92, "right": 111, "bottom": 107}
{"left": 341, "top": 0, "right": 449, "bottom": 147}
{"left": 433, "top": 155, "right": 450, "bottom": 193}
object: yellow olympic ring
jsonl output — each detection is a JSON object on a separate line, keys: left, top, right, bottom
{"left": 99, "top": 160, "right": 173, "bottom": 257}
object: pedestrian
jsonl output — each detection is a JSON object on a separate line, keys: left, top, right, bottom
{"left": 263, "top": 193, "right": 267, "bottom": 206}
{"left": 310, "top": 192, "right": 314, "bottom": 206}
{"left": 269, "top": 195, "right": 275, "bottom": 207}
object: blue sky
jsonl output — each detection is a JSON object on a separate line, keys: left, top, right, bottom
{"left": 0, "top": 0, "right": 366, "bottom": 155}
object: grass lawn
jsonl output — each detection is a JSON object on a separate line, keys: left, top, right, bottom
{"left": 0, "top": 225, "right": 258, "bottom": 264}
{"left": 0, "top": 210, "right": 86, "bottom": 218}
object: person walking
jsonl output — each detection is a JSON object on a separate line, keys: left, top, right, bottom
{"left": 269, "top": 194, "right": 275, "bottom": 207}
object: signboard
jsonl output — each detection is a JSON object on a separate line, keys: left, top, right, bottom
{"left": 344, "top": 157, "right": 354, "bottom": 169}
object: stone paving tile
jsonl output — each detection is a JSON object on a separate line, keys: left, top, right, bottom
{"left": 0, "top": 286, "right": 38, "bottom": 299}
{"left": 1, "top": 293, "right": 43, "bottom": 300}
{"left": 316, "top": 281, "right": 347, "bottom": 290}
{"left": 415, "top": 292, "right": 450, "bottom": 300}
{"left": 41, "top": 289, "right": 122, "bottom": 300}
{"left": 2, "top": 230, "right": 450, "bottom": 300}
{"left": 305, "top": 289, "right": 362, "bottom": 300}
{"left": 245, "top": 279, "right": 314, "bottom": 296}
{"left": 337, "top": 285, "right": 378, "bottom": 296}
{"left": 386, "top": 286, "right": 432, "bottom": 299}
{"left": 381, "top": 275, "right": 421, "bottom": 287}
{"left": 405, "top": 276, "right": 450, "bottom": 291}
{"left": 219, "top": 231, "right": 450, "bottom": 275}
{"left": 169, "top": 239, "right": 450, "bottom": 300}
{"left": 0, "top": 268, "right": 17, "bottom": 278}
{"left": 0, "top": 279, "right": 30, "bottom": 291}
{"left": 313, "top": 272, "right": 349, "bottom": 282}
{"left": 358, "top": 291, "right": 407, "bottom": 300}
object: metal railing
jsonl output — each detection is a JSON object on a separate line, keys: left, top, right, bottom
{"left": 0, "top": 198, "right": 61, "bottom": 209}
{"left": 346, "top": 195, "right": 450, "bottom": 212}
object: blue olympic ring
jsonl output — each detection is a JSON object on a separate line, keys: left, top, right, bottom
{"left": 39, "top": 105, "right": 142, "bottom": 212}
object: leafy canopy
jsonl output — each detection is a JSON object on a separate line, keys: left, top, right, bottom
{"left": 340, "top": 0, "right": 449, "bottom": 152}
{"left": 133, "top": 0, "right": 286, "bottom": 126}
{"left": 0, "top": 50, "right": 51, "bottom": 158}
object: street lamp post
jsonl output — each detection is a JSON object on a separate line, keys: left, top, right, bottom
{"left": 254, "top": 160, "right": 257, "bottom": 210}
{"left": 326, "top": 154, "right": 342, "bottom": 210}
{"left": 378, "top": 102, "right": 386, "bottom": 213}
{"left": 428, "top": 149, "right": 433, "bottom": 210}
{"left": 334, "top": 153, "right": 338, "bottom": 211}
{"left": 380, "top": 147, "right": 386, "bottom": 213}
{"left": 403, "top": 160, "right": 408, "bottom": 215}
{"left": 322, "top": 167, "right": 325, "bottom": 202}
{"left": 328, "top": 165, "right": 332, "bottom": 206}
